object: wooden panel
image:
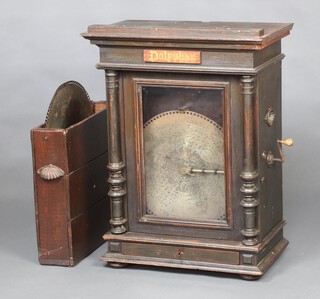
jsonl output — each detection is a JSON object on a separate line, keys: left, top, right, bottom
{"left": 35, "top": 175, "right": 70, "bottom": 265}
{"left": 31, "top": 128, "right": 70, "bottom": 265}
{"left": 69, "top": 152, "right": 108, "bottom": 218}
{"left": 122, "top": 242, "right": 239, "bottom": 265}
{"left": 93, "top": 101, "right": 107, "bottom": 113}
{"left": 70, "top": 198, "right": 109, "bottom": 265}
{"left": 98, "top": 46, "right": 285, "bottom": 75}
{"left": 67, "top": 109, "right": 107, "bottom": 172}
{"left": 254, "top": 41, "right": 281, "bottom": 67}
{"left": 100, "top": 47, "right": 254, "bottom": 68}
{"left": 83, "top": 20, "right": 293, "bottom": 50}
{"left": 257, "top": 229, "right": 283, "bottom": 264}
{"left": 256, "top": 61, "right": 283, "bottom": 240}
{"left": 32, "top": 109, "right": 108, "bottom": 174}
{"left": 31, "top": 128, "right": 69, "bottom": 173}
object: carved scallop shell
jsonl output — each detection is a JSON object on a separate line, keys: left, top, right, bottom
{"left": 37, "top": 164, "right": 65, "bottom": 180}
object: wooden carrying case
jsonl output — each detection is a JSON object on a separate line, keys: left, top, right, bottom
{"left": 31, "top": 103, "right": 109, "bottom": 266}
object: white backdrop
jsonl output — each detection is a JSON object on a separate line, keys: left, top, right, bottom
{"left": 1, "top": 0, "right": 319, "bottom": 298}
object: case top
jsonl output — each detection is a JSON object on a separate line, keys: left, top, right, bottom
{"left": 82, "top": 20, "right": 293, "bottom": 50}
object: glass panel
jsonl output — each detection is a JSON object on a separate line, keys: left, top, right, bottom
{"left": 142, "top": 86, "right": 226, "bottom": 222}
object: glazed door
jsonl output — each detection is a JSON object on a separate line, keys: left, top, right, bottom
{"left": 123, "top": 72, "right": 240, "bottom": 239}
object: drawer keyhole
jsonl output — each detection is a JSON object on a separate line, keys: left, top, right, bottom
{"left": 177, "top": 249, "right": 184, "bottom": 258}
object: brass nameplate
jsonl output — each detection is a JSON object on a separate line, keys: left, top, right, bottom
{"left": 144, "top": 50, "right": 201, "bottom": 64}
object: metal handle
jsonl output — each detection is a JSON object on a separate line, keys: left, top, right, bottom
{"left": 181, "top": 167, "right": 224, "bottom": 176}
{"left": 262, "top": 138, "right": 294, "bottom": 166}
{"left": 37, "top": 164, "right": 65, "bottom": 180}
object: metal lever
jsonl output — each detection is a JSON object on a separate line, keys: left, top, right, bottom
{"left": 181, "top": 167, "right": 224, "bottom": 176}
{"left": 262, "top": 138, "right": 294, "bottom": 166}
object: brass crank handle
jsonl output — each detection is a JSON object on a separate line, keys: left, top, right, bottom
{"left": 262, "top": 138, "right": 294, "bottom": 167}
{"left": 181, "top": 167, "right": 224, "bottom": 176}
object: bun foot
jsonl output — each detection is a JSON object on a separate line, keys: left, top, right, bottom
{"left": 240, "top": 274, "right": 261, "bottom": 280}
{"left": 108, "top": 262, "right": 129, "bottom": 268}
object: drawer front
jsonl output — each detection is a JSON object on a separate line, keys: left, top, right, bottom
{"left": 122, "top": 242, "right": 239, "bottom": 265}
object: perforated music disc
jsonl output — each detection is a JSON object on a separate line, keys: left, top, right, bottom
{"left": 143, "top": 110, "right": 226, "bottom": 221}
{"left": 45, "top": 81, "right": 93, "bottom": 129}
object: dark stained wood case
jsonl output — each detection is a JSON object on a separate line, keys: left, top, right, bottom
{"left": 31, "top": 105, "right": 109, "bottom": 266}
{"left": 82, "top": 20, "right": 293, "bottom": 279}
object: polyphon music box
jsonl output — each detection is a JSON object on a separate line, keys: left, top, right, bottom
{"left": 82, "top": 20, "right": 293, "bottom": 279}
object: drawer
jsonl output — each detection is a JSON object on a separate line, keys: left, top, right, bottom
{"left": 122, "top": 242, "right": 239, "bottom": 265}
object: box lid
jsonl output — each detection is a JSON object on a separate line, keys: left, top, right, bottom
{"left": 82, "top": 20, "right": 293, "bottom": 50}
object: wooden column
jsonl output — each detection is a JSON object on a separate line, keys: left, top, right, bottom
{"left": 240, "top": 76, "right": 259, "bottom": 246}
{"left": 106, "top": 70, "right": 127, "bottom": 234}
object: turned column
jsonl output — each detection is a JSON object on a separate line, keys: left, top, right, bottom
{"left": 240, "top": 76, "right": 259, "bottom": 246}
{"left": 106, "top": 70, "right": 127, "bottom": 234}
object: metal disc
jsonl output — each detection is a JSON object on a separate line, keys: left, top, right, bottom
{"left": 45, "top": 81, "right": 93, "bottom": 129}
{"left": 143, "top": 110, "right": 226, "bottom": 221}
